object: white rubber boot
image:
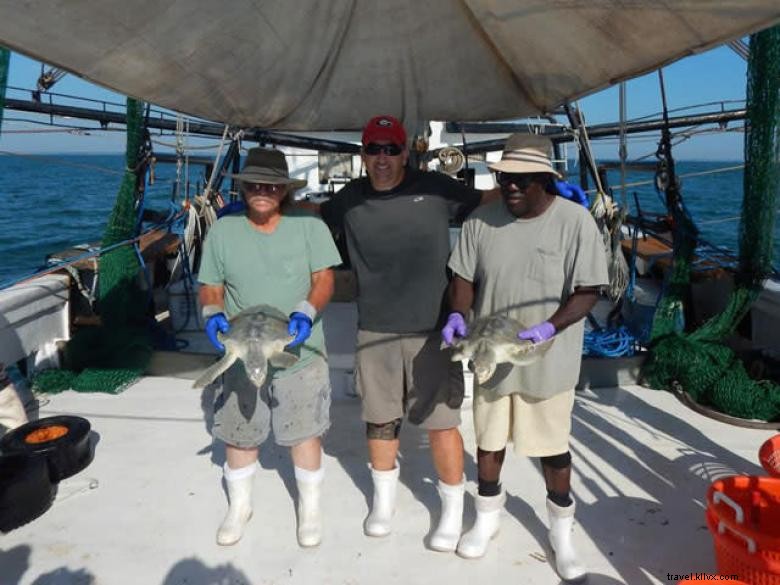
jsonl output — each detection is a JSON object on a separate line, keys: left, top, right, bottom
{"left": 363, "top": 463, "right": 400, "bottom": 537}
{"left": 456, "top": 491, "right": 504, "bottom": 559}
{"left": 216, "top": 463, "right": 255, "bottom": 546}
{"left": 295, "top": 465, "right": 324, "bottom": 548}
{"left": 547, "top": 497, "right": 587, "bottom": 581}
{"left": 0, "top": 384, "right": 27, "bottom": 430}
{"left": 429, "top": 478, "right": 465, "bottom": 552}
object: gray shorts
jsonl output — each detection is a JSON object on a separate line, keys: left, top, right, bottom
{"left": 212, "top": 357, "right": 331, "bottom": 448}
{"left": 355, "top": 329, "right": 464, "bottom": 430}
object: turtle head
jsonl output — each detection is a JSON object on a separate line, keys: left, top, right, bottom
{"left": 471, "top": 349, "right": 496, "bottom": 385}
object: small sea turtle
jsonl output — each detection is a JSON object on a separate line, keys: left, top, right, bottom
{"left": 193, "top": 305, "right": 298, "bottom": 388}
{"left": 448, "top": 314, "right": 554, "bottom": 384}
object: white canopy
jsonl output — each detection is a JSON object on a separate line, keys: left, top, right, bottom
{"left": 0, "top": 1, "right": 778, "bottom": 131}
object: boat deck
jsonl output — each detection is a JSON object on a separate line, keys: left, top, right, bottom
{"left": 2, "top": 373, "right": 772, "bottom": 585}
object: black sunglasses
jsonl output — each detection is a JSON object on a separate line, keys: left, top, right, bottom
{"left": 495, "top": 172, "right": 536, "bottom": 190}
{"left": 364, "top": 143, "right": 403, "bottom": 156}
{"left": 242, "top": 182, "right": 284, "bottom": 194}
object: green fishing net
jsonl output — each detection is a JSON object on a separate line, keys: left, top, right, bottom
{"left": 34, "top": 98, "right": 152, "bottom": 394}
{"left": 643, "top": 26, "right": 780, "bottom": 421}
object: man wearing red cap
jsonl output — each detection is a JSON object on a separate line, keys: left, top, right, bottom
{"left": 320, "top": 115, "right": 499, "bottom": 552}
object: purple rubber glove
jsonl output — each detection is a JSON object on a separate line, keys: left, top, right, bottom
{"left": 441, "top": 312, "right": 467, "bottom": 346}
{"left": 205, "top": 313, "right": 230, "bottom": 352}
{"left": 287, "top": 312, "right": 313, "bottom": 348}
{"left": 517, "top": 321, "right": 556, "bottom": 344}
{"left": 555, "top": 180, "right": 589, "bottom": 208}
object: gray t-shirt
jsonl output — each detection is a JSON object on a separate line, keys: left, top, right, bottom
{"left": 448, "top": 198, "right": 608, "bottom": 398}
{"left": 321, "top": 169, "right": 481, "bottom": 333}
{"left": 198, "top": 210, "right": 342, "bottom": 376}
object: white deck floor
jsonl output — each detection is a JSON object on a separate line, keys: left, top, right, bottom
{"left": 1, "top": 372, "right": 773, "bottom": 585}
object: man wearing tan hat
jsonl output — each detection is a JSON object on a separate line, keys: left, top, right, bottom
{"left": 198, "top": 147, "right": 341, "bottom": 547}
{"left": 319, "top": 115, "right": 500, "bottom": 552}
{"left": 443, "top": 134, "right": 608, "bottom": 580}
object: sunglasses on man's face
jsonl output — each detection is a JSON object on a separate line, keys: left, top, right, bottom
{"left": 363, "top": 143, "right": 404, "bottom": 156}
{"left": 495, "top": 172, "right": 536, "bottom": 191}
{"left": 242, "top": 182, "right": 284, "bottom": 195}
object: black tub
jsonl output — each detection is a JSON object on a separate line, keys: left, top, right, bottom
{"left": 0, "top": 415, "right": 94, "bottom": 482}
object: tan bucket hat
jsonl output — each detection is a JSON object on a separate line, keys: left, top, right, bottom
{"left": 488, "top": 134, "right": 562, "bottom": 178}
{"left": 230, "top": 147, "right": 307, "bottom": 188}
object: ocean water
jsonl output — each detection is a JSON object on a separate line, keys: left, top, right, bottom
{"left": 0, "top": 154, "right": 193, "bottom": 285}
{"left": 0, "top": 154, "right": 776, "bottom": 286}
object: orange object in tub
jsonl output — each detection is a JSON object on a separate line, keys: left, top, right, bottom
{"left": 706, "top": 475, "right": 780, "bottom": 584}
{"left": 759, "top": 434, "right": 780, "bottom": 478}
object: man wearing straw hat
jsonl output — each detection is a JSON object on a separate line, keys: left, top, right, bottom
{"left": 443, "top": 134, "right": 608, "bottom": 580}
{"left": 198, "top": 147, "right": 341, "bottom": 548}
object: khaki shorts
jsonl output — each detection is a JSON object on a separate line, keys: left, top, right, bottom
{"left": 212, "top": 357, "right": 331, "bottom": 449}
{"left": 355, "top": 329, "right": 464, "bottom": 430}
{"left": 473, "top": 387, "right": 575, "bottom": 456}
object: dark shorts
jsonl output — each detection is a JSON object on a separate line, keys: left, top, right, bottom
{"left": 212, "top": 356, "right": 331, "bottom": 448}
{"left": 355, "top": 330, "right": 464, "bottom": 430}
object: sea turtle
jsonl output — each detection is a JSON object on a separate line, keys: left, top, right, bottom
{"left": 193, "top": 304, "right": 298, "bottom": 388}
{"left": 448, "top": 314, "right": 555, "bottom": 385}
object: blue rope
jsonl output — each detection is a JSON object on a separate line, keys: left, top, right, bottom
{"left": 583, "top": 326, "right": 637, "bottom": 357}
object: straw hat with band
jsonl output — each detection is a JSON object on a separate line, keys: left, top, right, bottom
{"left": 231, "top": 147, "right": 307, "bottom": 189}
{"left": 488, "top": 134, "right": 562, "bottom": 179}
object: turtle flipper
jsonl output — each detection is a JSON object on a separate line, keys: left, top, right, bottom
{"left": 506, "top": 337, "right": 555, "bottom": 366}
{"left": 269, "top": 351, "right": 298, "bottom": 369}
{"left": 193, "top": 352, "right": 239, "bottom": 388}
{"left": 443, "top": 338, "right": 469, "bottom": 362}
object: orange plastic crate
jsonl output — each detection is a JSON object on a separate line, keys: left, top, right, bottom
{"left": 706, "top": 475, "right": 780, "bottom": 584}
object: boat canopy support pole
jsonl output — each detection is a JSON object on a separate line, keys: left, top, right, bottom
{"left": 563, "top": 104, "right": 600, "bottom": 191}
{"left": 0, "top": 47, "right": 9, "bottom": 138}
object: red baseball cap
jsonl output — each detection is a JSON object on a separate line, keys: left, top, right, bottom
{"left": 362, "top": 115, "right": 407, "bottom": 146}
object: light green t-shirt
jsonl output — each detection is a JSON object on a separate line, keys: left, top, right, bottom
{"left": 448, "top": 198, "right": 609, "bottom": 398}
{"left": 198, "top": 210, "right": 342, "bottom": 376}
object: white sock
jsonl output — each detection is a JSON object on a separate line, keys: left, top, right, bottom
{"left": 294, "top": 465, "right": 325, "bottom": 484}
{"left": 223, "top": 461, "right": 256, "bottom": 481}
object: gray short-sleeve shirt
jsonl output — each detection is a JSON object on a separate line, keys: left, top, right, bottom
{"left": 321, "top": 169, "right": 481, "bottom": 333}
{"left": 448, "top": 198, "right": 608, "bottom": 398}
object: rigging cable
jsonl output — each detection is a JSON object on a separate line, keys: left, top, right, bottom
{"left": 0, "top": 150, "right": 125, "bottom": 175}
{"left": 573, "top": 100, "right": 629, "bottom": 301}
{"left": 618, "top": 82, "right": 628, "bottom": 210}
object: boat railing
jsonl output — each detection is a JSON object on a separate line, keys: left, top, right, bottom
{"left": 0, "top": 273, "right": 70, "bottom": 368}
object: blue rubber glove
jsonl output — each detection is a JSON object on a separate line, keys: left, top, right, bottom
{"left": 205, "top": 313, "right": 230, "bottom": 352}
{"left": 287, "top": 312, "right": 313, "bottom": 348}
{"left": 517, "top": 321, "right": 556, "bottom": 344}
{"left": 555, "top": 180, "right": 589, "bottom": 208}
{"left": 441, "top": 312, "right": 467, "bottom": 346}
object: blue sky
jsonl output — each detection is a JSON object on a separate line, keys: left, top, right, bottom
{"left": 1, "top": 44, "right": 748, "bottom": 160}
